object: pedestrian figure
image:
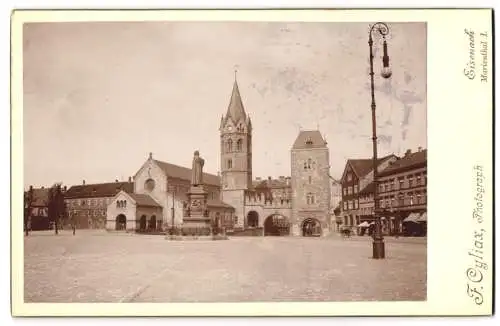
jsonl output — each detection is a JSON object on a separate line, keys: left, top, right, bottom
{"left": 72, "top": 223, "right": 76, "bottom": 235}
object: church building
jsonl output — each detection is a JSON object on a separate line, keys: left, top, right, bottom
{"left": 104, "top": 76, "right": 331, "bottom": 236}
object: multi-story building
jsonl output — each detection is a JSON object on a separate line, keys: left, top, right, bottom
{"left": 65, "top": 180, "right": 134, "bottom": 229}
{"left": 28, "top": 186, "right": 51, "bottom": 230}
{"left": 377, "top": 148, "right": 427, "bottom": 236}
{"left": 339, "top": 154, "right": 398, "bottom": 231}
{"left": 290, "top": 130, "right": 331, "bottom": 236}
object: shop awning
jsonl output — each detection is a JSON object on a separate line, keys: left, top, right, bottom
{"left": 358, "top": 221, "right": 370, "bottom": 228}
{"left": 404, "top": 212, "right": 421, "bottom": 223}
{"left": 419, "top": 212, "right": 427, "bottom": 222}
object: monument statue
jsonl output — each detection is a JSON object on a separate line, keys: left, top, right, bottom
{"left": 191, "top": 150, "right": 204, "bottom": 186}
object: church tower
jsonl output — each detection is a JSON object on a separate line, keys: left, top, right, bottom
{"left": 219, "top": 75, "right": 252, "bottom": 229}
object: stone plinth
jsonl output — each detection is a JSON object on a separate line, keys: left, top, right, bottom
{"left": 182, "top": 185, "right": 211, "bottom": 234}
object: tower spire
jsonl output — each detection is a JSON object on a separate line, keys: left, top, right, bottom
{"left": 224, "top": 67, "right": 246, "bottom": 124}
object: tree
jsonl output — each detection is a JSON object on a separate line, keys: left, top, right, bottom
{"left": 24, "top": 186, "right": 34, "bottom": 236}
{"left": 48, "top": 183, "right": 66, "bottom": 235}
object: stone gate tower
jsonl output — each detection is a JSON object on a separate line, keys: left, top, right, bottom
{"left": 290, "top": 130, "right": 331, "bottom": 236}
{"left": 219, "top": 77, "right": 253, "bottom": 229}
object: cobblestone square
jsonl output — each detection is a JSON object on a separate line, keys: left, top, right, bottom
{"left": 24, "top": 231, "right": 426, "bottom": 303}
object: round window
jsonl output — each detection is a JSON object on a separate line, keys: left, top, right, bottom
{"left": 145, "top": 178, "right": 155, "bottom": 191}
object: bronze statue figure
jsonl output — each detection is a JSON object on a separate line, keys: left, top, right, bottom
{"left": 191, "top": 150, "right": 204, "bottom": 186}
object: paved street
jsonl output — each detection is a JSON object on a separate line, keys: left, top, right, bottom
{"left": 24, "top": 230, "right": 426, "bottom": 303}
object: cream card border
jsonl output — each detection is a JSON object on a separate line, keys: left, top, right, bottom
{"left": 11, "top": 9, "right": 493, "bottom": 316}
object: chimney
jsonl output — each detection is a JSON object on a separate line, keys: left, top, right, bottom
{"left": 279, "top": 176, "right": 285, "bottom": 182}
{"left": 128, "top": 176, "right": 132, "bottom": 182}
{"left": 405, "top": 149, "right": 412, "bottom": 157}
{"left": 149, "top": 152, "right": 153, "bottom": 160}
{"left": 418, "top": 146, "right": 423, "bottom": 152}
{"left": 286, "top": 177, "right": 291, "bottom": 186}
{"left": 83, "top": 180, "right": 86, "bottom": 185}
{"left": 63, "top": 186, "right": 67, "bottom": 192}
{"left": 268, "top": 176, "right": 272, "bottom": 181}
{"left": 115, "top": 179, "right": 119, "bottom": 183}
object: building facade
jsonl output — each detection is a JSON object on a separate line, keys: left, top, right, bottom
{"left": 107, "top": 152, "right": 227, "bottom": 232}
{"left": 65, "top": 180, "right": 133, "bottom": 229}
{"left": 218, "top": 78, "right": 331, "bottom": 236}
{"left": 290, "top": 130, "right": 331, "bottom": 236}
{"left": 339, "top": 155, "right": 398, "bottom": 231}
{"left": 377, "top": 148, "right": 427, "bottom": 236}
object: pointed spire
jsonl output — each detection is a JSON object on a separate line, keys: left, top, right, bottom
{"left": 225, "top": 70, "right": 246, "bottom": 124}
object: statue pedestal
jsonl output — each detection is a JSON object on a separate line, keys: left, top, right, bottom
{"left": 182, "top": 185, "right": 212, "bottom": 235}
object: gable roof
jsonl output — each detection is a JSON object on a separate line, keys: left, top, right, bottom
{"left": 292, "top": 130, "right": 327, "bottom": 150}
{"left": 153, "top": 160, "right": 220, "bottom": 187}
{"left": 128, "top": 193, "right": 162, "bottom": 207}
{"left": 359, "top": 182, "right": 375, "bottom": 195}
{"left": 65, "top": 182, "right": 133, "bottom": 199}
{"left": 378, "top": 149, "right": 427, "bottom": 177}
{"left": 346, "top": 154, "right": 397, "bottom": 179}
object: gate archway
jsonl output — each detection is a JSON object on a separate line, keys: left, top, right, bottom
{"left": 264, "top": 214, "right": 290, "bottom": 236}
{"left": 302, "top": 218, "right": 322, "bottom": 237}
{"left": 149, "top": 215, "right": 157, "bottom": 230}
{"left": 139, "top": 215, "right": 147, "bottom": 230}
{"left": 116, "top": 214, "right": 127, "bottom": 231}
{"left": 247, "top": 211, "right": 259, "bottom": 228}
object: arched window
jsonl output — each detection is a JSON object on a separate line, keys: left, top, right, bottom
{"left": 306, "top": 193, "right": 315, "bottom": 205}
{"left": 303, "top": 162, "right": 308, "bottom": 170}
{"left": 236, "top": 139, "right": 242, "bottom": 151}
{"left": 307, "top": 158, "right": 312, "bottom": 169}
{"left": 226, "top": 139, "right": 233, "bottom": 152}
{"left": 227, "top": 159, "right": 232, "bottom": 169}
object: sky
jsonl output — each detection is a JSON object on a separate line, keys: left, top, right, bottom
{"left": 23, "top": 21, "right": 427, "bottom": 188}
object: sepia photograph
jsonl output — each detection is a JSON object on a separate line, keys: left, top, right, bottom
{"left": 21, "top": 19, "right": 427, "bottom": 304}
{"left": 11, "top": 8, "right": 492, "bottom": 318}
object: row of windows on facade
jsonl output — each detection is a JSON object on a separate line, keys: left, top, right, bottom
{"left": 343, "top": 190, "right": 427, "bottom": 211}
{"left": 70, "top": 209, "right": 106, "bottom": 217}
{"left": 378, "top": 172, "right": 427, "bottom": 193}
{"left": 223, "top": 139, "right": 244, "bottom": 153}
{"left": 342, "top": 172, "right": 427, "bottom": 196}
{"left": 67, "top": 198, "right": 112, "bottom": 207}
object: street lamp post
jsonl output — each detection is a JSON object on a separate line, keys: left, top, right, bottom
{"left": 369, "top": 22, "right": 392, "bottom": 259}
{"left": 170, "top": 189, "right": 175, "bottom": 236}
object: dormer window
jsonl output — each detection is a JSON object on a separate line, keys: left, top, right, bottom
{"left": 305, "top": 137, "right": 313, "bottom": 146}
